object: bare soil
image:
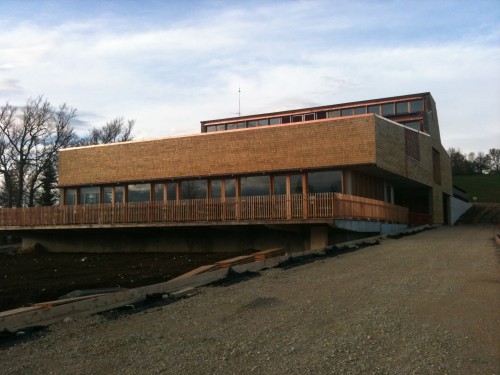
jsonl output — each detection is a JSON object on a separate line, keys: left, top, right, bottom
{"left": 1, "top": 225, "right": 499, "bottom": 374}
{"left": 0, "top": 250, "right": 252, "bottom": 312}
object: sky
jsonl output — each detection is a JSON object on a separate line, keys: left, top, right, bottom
{"left": 0, "top": 0, "right": 499, "bottom": 152}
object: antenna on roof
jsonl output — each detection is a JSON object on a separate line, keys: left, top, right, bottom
{"left": 238, "top": 86, "right": 241, "bottom": 117}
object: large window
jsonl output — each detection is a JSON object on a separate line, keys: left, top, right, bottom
{"left": 128, "top": 183, "right": 151, "bottom": 202}
{"left": 115, "top": 186, "right": 124, "bottom": 204}
{"left": 225, "top": 179, "right": 236, "bottom": 198}
{"left": 307, "top": 171, "right": 342, "bottom": 194}
{"left": 210, "top": 180, "right": 222, "bottom": 198}
{"left": 241, "top": 176, "right": 270, "bottom": 197}
{"left": 154, "top": 184, "right": 164, "bottom": 201}
{"left": 273, "top": 176, "right": 286, "bottom": 195}
{"left": 290, "top": 175, "right": 303, "bottom": 194}
{"left": 166, "top": 183, "right": 177, "bottom": 201}
{"left": 80, "top": 187, "right": 100, "bottom": 205}
{"left": 396, "top": 101, "right": 409, "bottom": 114}
{"left": 65, "top": 189, "right": 77, "bottom": 205}
{"left": 181, "top": 180, "right": 207, "bottom": 199}
{"left": 103, "top": 187, "right": 113, "bottom": 204}
{"left": 368, "top": 105, "right": 380, "bottom": 115}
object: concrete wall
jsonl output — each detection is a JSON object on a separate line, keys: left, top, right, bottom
{"left": 450, "top": 197, "right": 472, "bottom": 225}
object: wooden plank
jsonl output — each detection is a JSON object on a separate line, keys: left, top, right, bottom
{"left": 0, "top": 268, "right": 229, "bottom": 333}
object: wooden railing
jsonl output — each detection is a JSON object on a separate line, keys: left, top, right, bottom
{"left": 0, "top": 193, "right": 409, "bottom": 228}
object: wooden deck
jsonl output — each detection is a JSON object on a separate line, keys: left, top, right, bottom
{"left": 0, "top": 193, "right": 408, "bottom": 229}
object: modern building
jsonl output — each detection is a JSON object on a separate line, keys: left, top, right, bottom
{"left": 0, "top": 92, "right": 453, "bottom": 252}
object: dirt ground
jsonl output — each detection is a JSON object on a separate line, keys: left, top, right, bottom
{"left": 1, "top": 225, "right": 499, "bottom": 374}
{"left": 0, "top": 250, "right": 252, "bottom": 312}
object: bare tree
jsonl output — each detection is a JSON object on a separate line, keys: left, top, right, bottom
{"left": 0, "top": 97, "right": 76, "bottom": 207}
{"left": 76, "top": 117, "right": 135, "bottom": 146}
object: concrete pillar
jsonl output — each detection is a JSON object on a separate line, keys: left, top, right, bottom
{"left": 310, "top": 226, "right": 328, "bottom": 250}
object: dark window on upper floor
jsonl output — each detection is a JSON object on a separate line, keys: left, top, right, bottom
{"left": 226, "top": 123, "right": 236, "bottom": 130}
{"left": 316, "top": 111, "right": 327, "bottom": 119}
{"left": 247, "top": 120, "right": 257, "bottom": 127}
{"left": 368, "top": 105, "right": 380, "bottom": 115}
{"left": 236, "top": 121, "right": 246, "bottom": 129}
{"left": 341, "top": 108, "right": 353, "bottom": 116}
{"left": 216, "top": 124, "right": 225, "bottom": 131}
{"left": 410, "top": 99, "right": 424, "bottom": 112}
{"left": 181, "top": 180, "right": 207, "bottom": 200}
{"left": 258, "top": 119, "right": 268, "bottom": 126}
{"left": 396, "top": 101, "right": 409, "bottom": 114}
{"left": 273, "top": 176, "right": 287, "bottom": 195}
{"left": 282, "top": 116, "right": 291, "bottom": 124}
{"left": 292, "top": 115, "right": 303, "bottom": 123}
{"left": 128, "top": 184, "right": 150, "bottom": 203}
{"left": 207, "top": 125, "right": 216, "bottom": 132}
{"left": 354, "top": 107, "right": 366, "bottom": 115}
{"left": 304, "top": 113, "right": 315, "bottom": 121}
{"left": 327, "top": 110, "right": 340, "bottom": 118}
{"left": 269, "top": 117, "right": 281, "bottom": 125}
{"left": 382, "top": 103, "right": 394, "bottom": 116}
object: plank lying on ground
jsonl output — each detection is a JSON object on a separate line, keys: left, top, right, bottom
{"left": 0, "top": 268, "right": 229, "bottom": 333}
{"left": 171, "top": 264, "right": 218, "bottom": 281}
{"left": 30, "top": 294, "right": 108, "bottom": 308}
{"left": 214, "top": 255, "right": 256, "bottom": 268}
{"left": 253, "top": 248, "right": 285, "bottom": 260}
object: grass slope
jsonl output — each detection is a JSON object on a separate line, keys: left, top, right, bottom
{"left": 453, "top": 174, "right": 500, "bottom": 203}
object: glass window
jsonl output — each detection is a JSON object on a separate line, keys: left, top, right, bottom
{"left": 410, "top": 99, "right": 423, "bottom": 112}
{"left": 368, "top": 105, "right": 380, "bottom": 114}
{"left": 396, "top": 101, "right": 409, "bottom": 114}
{"left": 210, "top": 180, "right": 222, "bottom": 198}
{"left": 269, "top": 117, "right": 281, "bottom": 125}
{"left": 226, "top": 123, "right": 236, "bottom": 130}
{"left": 241, "top": 176, "right": 270, "bottom": 197}
{"left": 236, "top": 122, "right": 246, "bottom": 129}
{"left": 403, "top": 121, "right": 420, "bottom": 131}
{"left": 327, "top": 110, "right": 340, "bottom": 118}
{"left": 258, "top": 119, "right": 268, "bottom": 126}
{"left": 381, "top": 103, "right": 394, "bottom": 116}
{"left": 103, "top": 187, "right": 113, "bottom": 204}
{"left": 341, "top": 108, "right": 353, "bottom": 116}
{"left": 292, "top": 115, "right": 303, "bottom": 123}
{"left": 80, "top": 187, "right": 99, "bottom": 204}
{"left": 166, "top": 183, "right": 177, "bottom": 201}
{"left": 154, "top": 184, "right": 164, "bottom": 201}
{"left": 115, "top": 186, "right": 124, "bottom": 204}
{"left": 128, "top": 184, "right": 150, "bottom": 203}
{"left": 316, "top": 111, "right": 327, "bottom": 119}
{"left": 181, "top": 180, "right": 207, "bottom": 200}
{"left": 216, "top": 124, "right": 225, "bottom": 131}
{"left": 290, "top": 175, "right": 303, "bottom": 194}
{"left": 247, "top": 120, "right": 257, "bottom": 128}
{"left": 80, "top": 187, "right": 100, "bottom": 205}
{"left": 281, "top": 116, "right": 291, "bottom": 124}
{"left": 128, "top": 184, "right": 150, "bottom": 202}
{"left": 307, "top": 171, "right": 342, "bottom": 194}
{"left": 65, "top": 188, "right": 77, "bottom": 205}
{"left": 206, "top": 125, "right": 216, "bottom": 132}
{"left": 354, "top": 107, "right": 366, "bottom": 115}
{"left": 304, "top": 113, "right": 315, "bottom": 121}
{"left": 273, "top": 176, "right": 286, "bottom": 195}
{"left": 225, "top": 179, "right": 236, "bottom": 198}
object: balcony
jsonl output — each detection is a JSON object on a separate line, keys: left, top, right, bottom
{"left": 0, "top": 193, "right": 408, "bottom": 229}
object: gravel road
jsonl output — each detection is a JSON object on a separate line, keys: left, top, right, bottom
{"left": 2, "top": 225, "right": 499, "bottom": 374}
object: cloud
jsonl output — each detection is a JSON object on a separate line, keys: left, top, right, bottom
{"left": 0, "top": 0, "right": 498, "bottom": 153}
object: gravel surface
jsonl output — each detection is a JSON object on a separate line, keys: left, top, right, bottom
{"left": 2, "top": 225, "right": 499, "bottom": 374}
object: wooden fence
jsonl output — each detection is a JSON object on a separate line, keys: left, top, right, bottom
{"left": 0, "top": 193, "right": 409, "bottom": 227}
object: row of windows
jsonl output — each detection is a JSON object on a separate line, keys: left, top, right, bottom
{"left": 205, "top": 99, "right": 424, "bottom": 132}
{"left": 64, "top": 171, "right": 343, "bottom": 205}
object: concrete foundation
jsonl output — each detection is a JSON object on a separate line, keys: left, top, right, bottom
{"left": 18, "top": 224, "right": 380, "bottom": 254}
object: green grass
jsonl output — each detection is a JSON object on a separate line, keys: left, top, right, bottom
{"left": 453, "top": 174, "right": 500, "bottom": 203}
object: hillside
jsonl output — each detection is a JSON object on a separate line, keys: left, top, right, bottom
{"left": 453, "top": 174, "right": 500, "bottom": 203}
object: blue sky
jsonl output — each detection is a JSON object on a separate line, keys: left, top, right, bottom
{"left": 0, "top": 0, "right": 499, "bottom": 152}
